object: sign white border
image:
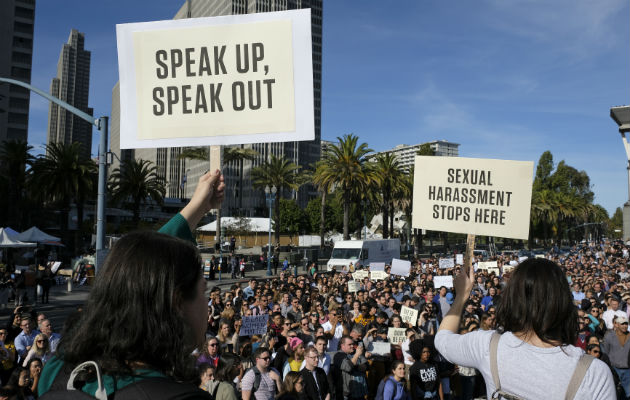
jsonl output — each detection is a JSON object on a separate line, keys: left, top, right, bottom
{"left": 116, "top": 9, "right": 314, "bottom": 149}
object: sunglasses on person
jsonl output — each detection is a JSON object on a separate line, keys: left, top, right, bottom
{"left": 258, "top": 356, "right": 271, "bottom": 361}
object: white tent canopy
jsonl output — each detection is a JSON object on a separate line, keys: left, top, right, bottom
{"left": 2, "top": 227, "right": 20, "bottom": 239}
{"left": 16, "top": 227, "right": 61, "bottom": 243}
{"left": 0, "top": 228, "right": 36, "bottom": 248}
{"left": 197, "top": 217, "right": 273, "bottom": 233}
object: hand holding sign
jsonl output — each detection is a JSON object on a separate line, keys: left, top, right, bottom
{"left": 453, "top": 234, "right": 475, "bottom": 306}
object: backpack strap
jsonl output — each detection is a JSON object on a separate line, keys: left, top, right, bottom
{"left": 564, "top": 354, "right": 595, "bottom": 400}
{"left": 489, "top": 331, "right": 503, "bottom": 397}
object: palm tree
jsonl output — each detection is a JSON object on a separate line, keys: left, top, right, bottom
{"left": 30, "top": 142, "right": 97, "bottom": 247}
{"left": 375, "top": 153, "right": 403, "bottom": 238}
{"left": 313, "top": 160, "right": 336, "bottom": 248}
{"left": 251, "top": 155, "right": 301, "bottom": 245}
{"left": 178, "top": 146, "right": 258, "bottom": 243}
{"left": 109, "top": 159, "right": 166, "bottom": 228}
{"left": 0, "top": 140, "right": 34, "bottom": 229}
{"left": 316, "top": 134, "right": 375, "bottom": 240}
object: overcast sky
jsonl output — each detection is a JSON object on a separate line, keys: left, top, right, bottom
{"left": 26, "top": 0, "right": 629, "bottom": 214}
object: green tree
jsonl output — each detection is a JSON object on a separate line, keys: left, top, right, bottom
{"left": 375, "top": 153, "right": 403, "bottom": 238}
{"left": 0, "top": 140, "right": 34, "bottom": 229}
{"left": 315, "top": 134, "right": 376, "bottom": 240}
{"left": 313, "top": 159, "right": 337, "bottom": 247}
{"left": 278, "top": 198, "right": 304, "bottom": 241}
{"left": 610, "top": 207, "right": 623, "bottom": 239}
{"left": 251, "top": 155, "right": 301, "bottom": 245}
{"left": 416, "top": 143, "right": 435, "bottom": 156}
{"left": 30, "top": 142, "right": 97, "bottom": 248}
{"left": 533, "top": 150, "right": 554, "bottom": 192}
{"left": 108, "top": 159, "right": 166, "bottom": 228}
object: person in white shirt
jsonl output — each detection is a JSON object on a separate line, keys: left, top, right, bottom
{"left": 602, "top": 297, "right": 627, "bottom": 331}
{"left": 321, "top": 310, "right": 343, "bottom": 352}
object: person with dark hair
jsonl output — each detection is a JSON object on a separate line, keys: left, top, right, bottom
{"left": 197, "top": 337, "right": 220, "bottom": 367}
{"left": 435, "top": 257, "right": 615, "bottom": 398}
{"left": 242, "top": 346, "right": 281, "bottom": 400}
{"left": 408, "top": 340, "right": 441, "bottom": 400}
{"left": 332, "top": 335, "right": 368, "bottom": 400}
{"left": 37, "top": 170, "right": 226, "bottom": 398}
{"left": 211, "top": 353, "right": 241, "bottom": 400}
{"left": 276, "top": 371, "right": 303, "bottom": 400}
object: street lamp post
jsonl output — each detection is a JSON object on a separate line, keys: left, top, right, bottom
{"left": 0, "top": 77, "right": 109, "bottom": 272}
{"left": 265, "top": 185, "right": 277, "bottom": 276}
{"left": 610, "top": 106, "right": 630, "bottom": 241}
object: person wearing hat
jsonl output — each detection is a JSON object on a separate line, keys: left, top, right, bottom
{"left": 602, "top": 315, "right": 630, "bottom": 398}
{"left": 282, "top": 337, "right": 305, "bottom": 379}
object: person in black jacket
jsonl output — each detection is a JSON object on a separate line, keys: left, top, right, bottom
{"left": 301, "top": 346, "right": 330, "bottom": 400}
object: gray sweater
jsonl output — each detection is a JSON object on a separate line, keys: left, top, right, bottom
{"left": 601, "top": 330, "right": 630, "bottom": 369}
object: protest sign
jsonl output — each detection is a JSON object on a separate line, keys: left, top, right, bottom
{"left": 503, "top": 264, "right": 515, "bottom": 273}
{"left": 370, "top": 271, "right": 389, "bottom": 281}
{"left": 433, "top": 275, "right": 453, "bottom": 288}
{"left": 535, "top": 254, "right": 546, "bottom": 259}
{"left": 369, "top": 341, "right": 392, "bottom": 356}
{"left": 387, "top": 328, "right": 407, "bottom": 345}
{"left": 116, "top": 9, "right": 314, "bottom": 149}
{"left": 487, "top": 266, "right": 500, "bottom": 276}
{"left": 370, "top": 262, "right": 385, "bottom": 271}
{"left": 439, "top": 258, "right": 455, "bottom": 269}
{"left": 347, "top": 281, "right": 360, "bottom": 293}
{"left": 400, "top": 306, "right": 418, "bottom": 326}
{"left": 518, "top": 256, "right": 528, "bottom": 263}
{"left": 390, "top": 258, "right": 411, "bottom": 277}
{"left": 477, "top": 261, "right": 498, "bottom": 271}
{"left": 51, "top": 261, "right": 62, "bottom": 274}
{"left": 240, "top": 314, "right": 268, "bottom": 336}
{"left": 412, "top": 156, "right": 534, "bottom": 239}
{"left": 353, "top": 271, "right": 369, "bottom": 281}
{"left": 456, "top": 254, "right": 464, "bottom": 265}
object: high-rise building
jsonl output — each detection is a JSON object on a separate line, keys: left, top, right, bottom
{"left": 372, "top": 140, "right": 460, "bottom": 171}
{"left": 0, "top": 0, "right": 36, "bottom": 144}
{"left": 47, "top": 29, "right": 93, "bottom": 159}
{"left": 110, "top": 0, "right": 322, "bottom": 217}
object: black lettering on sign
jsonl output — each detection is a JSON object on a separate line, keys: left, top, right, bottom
{"left": 155, "top": 50, "right": 168, "bottom": 79}
{"left": 152, "top": 87, "right": 164, "bottom": 115}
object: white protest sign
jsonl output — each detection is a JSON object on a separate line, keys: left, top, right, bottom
{"left": 456, "top": 254, "right": 464, "bottom": 265}
{"left": 387, "top": 328, "right": 407, "bottom": 345}
{"left": 116, "top": 9, "right": 314, "bottom": 149}
{"left": 370, "top": 262, "right": 386, "bottom": 272}
{"left": 434, "top": 275, "right": 453, "bottom": 288}
{"left": 439, "top": 258, "right": 455, "bottom": 269}
{"left": 352, "top": 271, "right": 369, "bottom": 281}
{"left": 518, "top": 256, "right": 528, "bottom": 263}
{"left": 390, "top": 258, "right": 411, "bottom": 277}
{"left": 369, "top": 341, "right": 392, "bottom": 355}
{"left": 51, "top": 261, "right": 62, "bottom": 274}
{"left": 240, "top": 314, "right": 268, "bottom": 336}
{"left": 503, "top": 264, "right": 515, "bottom": 273}
{"left": 535, "top": 254, "right": 546, "bottom": 259}
{"left": 400, "top": 306, "right": 418, "bottom": 326}
{"left": 487, "top": 267, "right": 500, "bottom": 276}
{"left": 347, "top": 281, "right": 361, "bottom": 293}
{"left": 477, "top": 261, "right": 498, "bottom": 271}
{"left": 412, "top": 156, "right": 534, "bottom": 239}
{"left": 370, "top": 271, "right": 389, "bottom": 281}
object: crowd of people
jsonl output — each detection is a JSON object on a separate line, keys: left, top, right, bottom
{"left": 10, "top": 170, "right": 617, "bottom": 400}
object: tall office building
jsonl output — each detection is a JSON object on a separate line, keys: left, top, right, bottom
{"left": 47, "top": 29, "right": 93, "bottom": 159}
{"left": 110, "top": 0, "right": 322, "bottom": 217}
{"left": 0, "top": 0, "right": 36, "bottom": 144}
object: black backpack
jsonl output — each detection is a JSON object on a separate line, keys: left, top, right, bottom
{"left": 40, "top": 361, "right": 211, "bottom": 400}
{"left": 243, "top": 366, "right": 262, "bottom": 394}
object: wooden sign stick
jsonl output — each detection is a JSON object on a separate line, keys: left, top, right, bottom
{"left": 463, "top": 233, "right": 476, "bottom": 275}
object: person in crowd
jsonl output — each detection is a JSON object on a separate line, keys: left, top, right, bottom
{"left": 409, "top": 340, "right": 441, "bottom": 400}
{"left": 38, "top": 319, "right": 60, "bottom": 355}
{"left": 14, "top": 317, "right": 36, "bottom": 363}
{"left": 379, "top": 360, "right": 408, "bottom": 400}
{"left": 603, "top": 296, "right": 627, "bottom": 331}
{"left": 282, "top": 337, "right": 305, "bottom": 378}
{"left": 197, "top": 336, "right": 220, "bottom": 367}
{"left": 601, "top": 315, "right": 630, "bottom": 398}
{"left": 242, "top": 346, "right": 282, "bottom": 400}
{"left": 197, "top": 362, "right": 215, "bottom": 392}
{"left": 211, "top": 353, "right": 241, "bottom": 400}
{"left": 37, "top": 169, "right": 226, "bottom": 398}
{"left": 300, "top": 346, "right": 330, "bottom": 400}
{"left": 217, "top": 320, "right": 236, "bottom": 354}
{"left": 276, "top": 371, "right": 303, "bottom": 400}
{"left": 21, "top": 333, "right": 50, "bottom": 366}
{"left": 435, "top": 257, "right": 615, "bottom": 399}
{"left": 332, "top": 336, "right": 368, "bottom": 400}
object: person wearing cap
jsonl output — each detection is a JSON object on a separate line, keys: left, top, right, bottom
{"left": 602, "top": 315, "right": 630, "bottom": 398}
{"left": 282, "top": 337, "right": 305, "bottom": 379}
{"left": 603, "top": 297, "right": 627, "bottom": 331}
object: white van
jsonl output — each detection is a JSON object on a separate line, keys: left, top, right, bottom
{"left": 326, "top": 239, "right": 400, "bottom": 271}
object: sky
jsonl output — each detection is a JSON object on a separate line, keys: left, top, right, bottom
{"left": 26, "top": 0, "right": 629, "bottom": 215}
